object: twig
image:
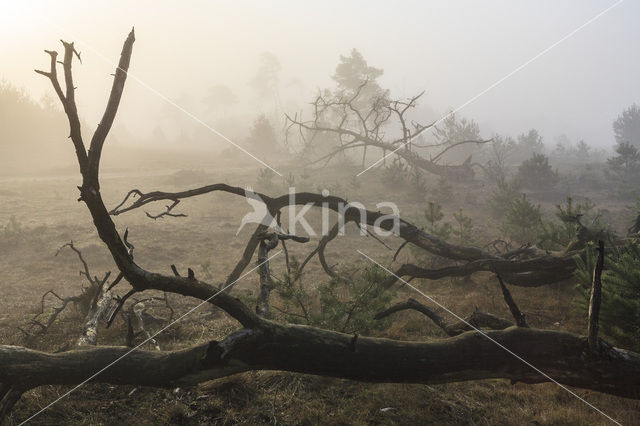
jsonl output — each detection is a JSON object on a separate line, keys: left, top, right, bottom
{"left": 393, "top": 240, "right": 409, "bottom": 262}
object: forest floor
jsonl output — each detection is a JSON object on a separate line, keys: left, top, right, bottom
{"left": 0, "top": 161, "right": 638, "bottom": 425}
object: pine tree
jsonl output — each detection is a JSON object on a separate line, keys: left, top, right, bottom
{"left": 574, "top": 242, "right": 640, "bottom": 352}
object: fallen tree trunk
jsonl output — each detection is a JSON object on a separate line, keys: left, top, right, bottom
{"left": 16, "top": 30, "right": 636, "bottom": 424}
{"left": 2, "top": 326, "right": 639, "bottom": 399}
{"left": 77, "top": 273, "right": 113, "bottom": 346}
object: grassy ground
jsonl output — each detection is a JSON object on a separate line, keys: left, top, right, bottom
{"left": 1, "top": 162, "right": 638, "bottom": 425}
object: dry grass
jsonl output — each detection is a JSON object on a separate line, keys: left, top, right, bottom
{"left": 0, "top": 163, "right": 638, "bottom": 425}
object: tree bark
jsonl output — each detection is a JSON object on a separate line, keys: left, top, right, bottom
{"left": 77, "top": 285, "right": 113, "bottom": 346}
{"left": 2, "top": 326, "right": 639, "bottom": 399}
{"left": 256, "top": 233, "right": 279, "bottom": 318}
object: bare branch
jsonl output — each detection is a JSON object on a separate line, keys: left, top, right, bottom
{"left": 106, "top": 289, "right": 137, "bottom": 328}
{"left": 296, "top": 222, "right": 341, "bottom": 280}
{"left": 56, "top": 241, "right": 92, "bottom": 284}
{"left": 429, "top": 138, "right": 493, "bottom": 164}
{"left": 393, "top": 240, "right": 409, "bottom": 262}
{"left": 34, "top": 50, "right": 65, "bottom": 103}
{"left": 497, "top": 275, "right": 528, "bottom": 328}
{"left": 145, "top": 199, "right": 188, "bottom": 220}
{"left": 588, "top": 240, "right": 605, "bottom": 353}
{"left": 106, "top": 272, "right": 125, "bottom": 292}
{"left": 87, "top": 28, "right": 135, "bottom": 183}
{"left": 374, "top": 298, "right": 514, "bottom": 336}
{"left": 59, "top": 40, "right": 87, "bottom": 173}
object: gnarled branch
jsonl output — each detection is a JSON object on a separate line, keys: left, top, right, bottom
{"left": 374, "top": 297, "right": 514, "bottom": 336}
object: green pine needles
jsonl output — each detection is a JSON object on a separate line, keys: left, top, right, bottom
{"left": 574, "top": 242, "right": 640, "bottom": 352}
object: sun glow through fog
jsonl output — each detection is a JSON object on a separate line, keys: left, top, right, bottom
{"left": 0, "top": 2, "right": 45, "bottom": 35}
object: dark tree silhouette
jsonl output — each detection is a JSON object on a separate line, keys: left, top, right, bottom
{"left": 613, "top": 104, "right": 640, "bottom": 149}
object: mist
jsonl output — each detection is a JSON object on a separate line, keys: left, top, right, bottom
{"left": 2, "top": 1, "right": 640, "bottom": 175}
{"left": 2, "top": 3, "right": 640, "bottom": 423}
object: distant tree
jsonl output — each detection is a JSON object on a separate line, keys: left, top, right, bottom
{"left": 452, "top": 208, "right": 475, "bottom": 244}
{"left": 408, "top": 167, "right": 428, "bottom": 200}
{"left": 483, "top": 134, "right": 516, "bottom": 183}
{"left": 487, "top": 177, "right": 521, "bottom": 218}
{"left": 513, "top": 129, "right": 544, "bottom": 162}
{"left": 613, "top": 104, "right": 640, "bottom": 148}
{"left": 424, "top": 201, "right": 452, "bottom": 240}
{"left": 516, "top": 152, "right": 558, "bottom": 190}
{"left": 246, "top": 114, "right": 278, "bottom": 154}
{"left": 332, "top": 48, "right": 389, "bottom": 119}
{"left": 332, "top": 48, "right": 384, "bottom": 95}
{"left": 0, "top": 81, "right": 68, "bottom": 173}
{"left": 433, "top": 113, "right": 482, "bottom": 163}
{"left": 606, "top": 142, "right": 640, "bottom": 188}
{"left": 553, "top": 134, "right": 571, "bottom": 155}
{"left": 551, "top": 136, "right": 593, "bottom": 163}
{"left": 251, "top": 52, "right": 281, "bottom": 100}
{"left": 381, "top": 158, "right": 409, "bottom": 188}
{"left": 575, "top": 140, "right": 591, "bottom": 160}
{"left": 297, "top": 50, "right": 390, "bottom": 163}
{"left": 501, "top": 194, "right": 543, "bottom": 243}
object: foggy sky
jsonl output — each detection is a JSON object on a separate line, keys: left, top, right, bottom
{"left": 2, "top": 0, "right": 639, "bottom": 149}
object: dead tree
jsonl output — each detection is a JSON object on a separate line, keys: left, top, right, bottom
{"left": 109, "top": 183, "right": 599, "bottom": 288}
{"left": 2, "top": 30, "right": 640, "bottom": 422}
{"left": 19, "top": 242, "right": 115, "bottom": 346}
{"left": 284, "top": 80, "right": 490, "bottom": 180}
